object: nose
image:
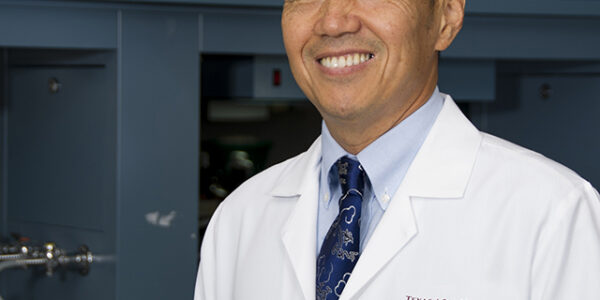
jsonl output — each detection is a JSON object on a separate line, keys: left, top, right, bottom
{"left": 313, "top": 0, "right": 360, "bottom": 37}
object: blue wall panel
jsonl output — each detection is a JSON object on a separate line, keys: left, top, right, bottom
{"left": 438, "top": 59, "right": 496, "bottom": 102}
{"left": 1, "top": 50, "right": 6, "bottom": 239}
{"left": 118, "top": 9, "right": 199, "bottom": 300}
{"left": 111, "top": 0, "right": 284, "bottom": 7}
{"left": 105, "top": 0, "right": 600, "bottom": 16}
{"left": 202, "top": 10, "right": 284, "bottom": 54}
{"left": 445, "top": 15, "right": 600, "bottom": 60}
{"left": 0, "top": 4, "right": 117, "bottom": 49}
{"left": 467, "top": 0, "right": 600, "bottom": 16}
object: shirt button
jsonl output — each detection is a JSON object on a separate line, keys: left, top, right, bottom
{"left": 382, "top": 194, "right": 391, "bottom": 204}
{"left": 324, "top": 193, "right": 330, "bottom": 202}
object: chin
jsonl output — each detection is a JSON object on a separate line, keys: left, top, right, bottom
{"left": 319, "top": 102, "right": 368, "bottom": 122}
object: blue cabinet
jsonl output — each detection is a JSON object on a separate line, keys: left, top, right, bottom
{"left": 5, "top": 50, "right": 117, "bottom": 300}
{"left": 0, "top": 3, "right": 199, "bottom": 300}
{"left": 0, "top": 4, "right": 117, "bottom": 48}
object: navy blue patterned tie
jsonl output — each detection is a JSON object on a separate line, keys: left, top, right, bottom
{"left": 316, "top": 157, "right": 365, "bottom": 300}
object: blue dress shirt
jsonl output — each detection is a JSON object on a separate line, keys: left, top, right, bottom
{"left": 317, "top": 87, "right": 444, "bottom": 254}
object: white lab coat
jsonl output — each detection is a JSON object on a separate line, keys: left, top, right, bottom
{"left": 195, "top": 95, "right": 600, "bottom": 300}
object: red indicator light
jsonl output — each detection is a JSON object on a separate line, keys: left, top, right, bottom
{"left": 273, "top": 69, "right": 281, "bottom": 86}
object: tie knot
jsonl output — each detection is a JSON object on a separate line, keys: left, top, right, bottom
{"left": 337, "top": 157, "right": 365, "bottom": 196}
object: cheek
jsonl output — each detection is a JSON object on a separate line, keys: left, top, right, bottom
{"left": 282, "top": 27, "right": 318, "bottom": 99}
{"left": 281, "top": 26, "right": 296, "bottom": 56}
{"left": 281, "top": 12, "right": 301, "bottom": 53}
{"left": 282, "top": 15, "right": 310, "bottom": 64}
{"left": 286, "top": 53, "right": 315, "bottom": 101}
{"left": 282, "top": 24, "right": 307, "bottom": 79}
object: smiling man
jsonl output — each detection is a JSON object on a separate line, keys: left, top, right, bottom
{"left": 194, "top": 0, "right": 600, "bottom": 299}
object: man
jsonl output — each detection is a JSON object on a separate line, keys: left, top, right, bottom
{"left": 195, "top": 0, "right": 600, "bottom": 299}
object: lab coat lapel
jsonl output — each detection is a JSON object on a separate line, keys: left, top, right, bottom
{"left": 340, "top": 96, "right": 483, "bottom": 299}
{"left": 274, "top": 138, "right": 322, "bottom": 300}
{"left": 340, "top": 187, "right": 417, "bottom": 300}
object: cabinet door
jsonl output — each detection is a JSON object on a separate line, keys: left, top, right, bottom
{"left": 4, "top": 60, "right": 116, "bottom": 300}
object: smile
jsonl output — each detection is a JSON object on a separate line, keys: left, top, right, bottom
{"left": 319, "top": 53, "right": 374, "bottom": 69}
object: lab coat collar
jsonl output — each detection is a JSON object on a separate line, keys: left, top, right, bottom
{"left": 271, "top": 94, "right": 480, "bottom": 200}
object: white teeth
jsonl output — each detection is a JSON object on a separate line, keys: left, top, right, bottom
{"left": 339, "top": 56, "right": 346, "bottom": 68}
{"left": 319, "top": 53, "right": 373, "bottom": 69}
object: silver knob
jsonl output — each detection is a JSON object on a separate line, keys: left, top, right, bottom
{"left": 48, "top": 78, "right": 61, "bottom": 94}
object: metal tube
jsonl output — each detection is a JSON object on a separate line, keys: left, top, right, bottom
{"left": 0, "top": 258, "right": 47, "bottom": 273}
{"left": 0, "top": 255, "right": 49, "bottom": 300}
{"left": 0, "top": 254, "right": 23, "bottom": 261}
{"left": 0, "top": 242, "right": 113, "bottom": 299}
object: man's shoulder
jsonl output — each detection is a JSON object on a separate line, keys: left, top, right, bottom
{"left": 476, "top": 132, "right": 591, "bottom": 195}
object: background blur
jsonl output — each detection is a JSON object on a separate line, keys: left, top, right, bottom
{"left": 0, "top": 0, "right": 599, "bottom": 299}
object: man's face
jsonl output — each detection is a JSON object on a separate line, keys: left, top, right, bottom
{"left": 282, "top": 0, "right": 445, "bottom": 126}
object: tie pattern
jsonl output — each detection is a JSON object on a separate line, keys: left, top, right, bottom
{"left": 316, "top": 157, "right": 365, "bottom": 300}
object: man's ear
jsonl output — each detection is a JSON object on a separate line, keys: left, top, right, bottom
{"left": 435, "top": 0, "right": 466, "bottom": 51}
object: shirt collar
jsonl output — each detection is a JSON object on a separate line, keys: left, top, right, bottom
{"left": 320, "top": 87, "right": 444, "bottom": 209}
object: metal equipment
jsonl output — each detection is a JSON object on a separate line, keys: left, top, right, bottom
{"left": 0, "top": 235, "right": 107, "bottom": 300}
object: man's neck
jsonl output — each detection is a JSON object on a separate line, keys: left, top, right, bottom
{"left": 324, "top": 85, "right": 437, "bottom": 155}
